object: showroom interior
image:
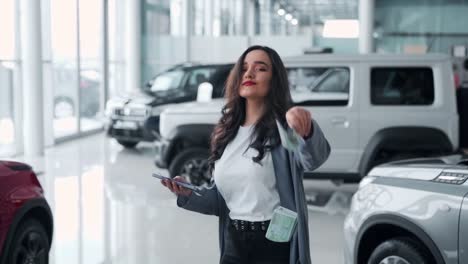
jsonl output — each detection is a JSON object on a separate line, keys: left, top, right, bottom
{"left": 1, "top": 0, "right": 468, "bottom": 263}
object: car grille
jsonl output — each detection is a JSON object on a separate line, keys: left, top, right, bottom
{"left": 114, "top": 107, "right": 148, "bottom": 117}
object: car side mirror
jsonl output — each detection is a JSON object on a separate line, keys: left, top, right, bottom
{"left": 197, "top": 82, "right": 213, "bottom": 102}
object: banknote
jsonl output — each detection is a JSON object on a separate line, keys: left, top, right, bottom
{"left": 276, "top": 120, "right": 305, "bottom": 152}
{"left": 265, "top": 206, "right": 298, "bottom": 242}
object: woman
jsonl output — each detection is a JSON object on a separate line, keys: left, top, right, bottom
{"left": 161, "top": 45, "right": 330, "bottom": 264}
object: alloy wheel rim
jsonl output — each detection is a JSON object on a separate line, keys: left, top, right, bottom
{"left": 13, "top": 231, "right": 46, "bottom": 264}
{"left": 379, "top": 256, "right": 411, "bottom": 264}
{"left": 180, "top": 158, "right": 210, "bottom": 186}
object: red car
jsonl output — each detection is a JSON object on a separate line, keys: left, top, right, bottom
{"left": 0, "top": 161, "right": 53, "bottom": 264}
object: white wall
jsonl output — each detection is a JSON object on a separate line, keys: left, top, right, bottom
{"left": 144, "top": 35, "right": 313, "bottom": 78}
{"left": 190, "top": 36, "right": 248, "bottom": 63}
{"left": 143, "top": 35, "right": 187, "bottom": 78}
{"left": 189, "top": 35, "right": 312, "bottom": 63}
{"left": 249, "top": 35, "right": 312, "bottom": 57}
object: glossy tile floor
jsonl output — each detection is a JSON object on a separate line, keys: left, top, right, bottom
{"left": 29, "top": 133, "right": 358, "bottom": 264}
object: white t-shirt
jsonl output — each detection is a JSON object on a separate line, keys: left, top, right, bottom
{"left": 213, "top": 125, "right": 280, "bottom": 222}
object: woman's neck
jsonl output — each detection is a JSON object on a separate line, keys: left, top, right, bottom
{"left": 243, "top": 99, "right": 265, "bottom": 126}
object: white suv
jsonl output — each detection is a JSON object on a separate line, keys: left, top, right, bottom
{"left": 155, "top": 54, "right": 464, "bottom": 185}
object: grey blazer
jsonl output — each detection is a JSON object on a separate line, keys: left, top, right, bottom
{"left": 177, "top": 120, "right": 331, "bottom": 264}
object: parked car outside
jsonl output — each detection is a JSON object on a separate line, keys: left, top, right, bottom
{"left": 0, "top": 160, "right": 53, "bottom": 264}
{"left": 53, "top": 67, "right": 101, "bottom": 118}
{"left": 105, "top": 62, "right": 233, "bottom": 148}
{"left": 344, "top": 155, "right": 468, "bottom": 264}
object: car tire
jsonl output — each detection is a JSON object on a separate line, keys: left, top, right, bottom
{"left": 168, "top": 147, "right": 211, "bottom": 186}
{"left": 117, "top": 140, "right": 138, "bottom": 148}
{"left": 367, "top": 237, "right": 431, "bottom": 264}
{"left": 6, "top": 218, "right": 50, "bottom": 264}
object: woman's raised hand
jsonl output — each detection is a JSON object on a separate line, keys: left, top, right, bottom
{"left": 286, "top": 106, "right": 313, "bottom": 138}
{"left": 161, "top": 176, "right": 192, "bottom": 196}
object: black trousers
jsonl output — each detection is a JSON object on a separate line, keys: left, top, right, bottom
{"left": 220, "top": 221, "right": 290, "bottom": 264}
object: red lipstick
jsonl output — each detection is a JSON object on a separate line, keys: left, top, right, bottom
{"left": 242, "top": 81, "right": 256, "bottom": 86}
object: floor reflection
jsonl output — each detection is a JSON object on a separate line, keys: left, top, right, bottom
{"left": 306, "top": 189, "right": 355, "bottom": 215}
{"left": 26, "top": 133, "right": 358, "bottom": 264}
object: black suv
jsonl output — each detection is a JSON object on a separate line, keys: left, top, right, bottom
{"left": 105, "top": 63, "right": 233, "bottom": 148}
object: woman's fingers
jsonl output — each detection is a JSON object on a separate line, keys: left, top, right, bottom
{"left": 161, "top": 176, "right": 192, "bottom": 196}
{"left": 161, "top": 179, "right": 173, "bottom": 192}
{"left": 173, "top": 176, "right": 186, "bottom": 182}
{"left": 172, "top": 176, "right": 193, "bottom": 196}
{"left": 171, "top": 180, "right": 181, "bottom": 193}
{"left": 286, "top": 107, "right": 312, "bottom": 137}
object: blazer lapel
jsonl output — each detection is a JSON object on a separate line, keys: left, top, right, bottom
{"left": 272, "top": 146, "right": 296, "bottom": 212}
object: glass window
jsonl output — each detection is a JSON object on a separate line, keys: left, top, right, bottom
{"left": 186, "top": 68, "right": 216, "bottom": 92}
{"left": 0, "top": 63, "right": 16, "bottom": 157}
{"left": 150, "top": 70, "right": 185, "bottom": 92}
{"left": 108, "top": 0, "right": 126, "bottom": 98}
{"left": 210, "top": 66, "right": 231, "bottom": 98}
{"left": 0, "top": 0, "right": 17, "bottom": 157}
{"left": 313, "top": 69, "right": 350, "bottom": 93}
{"left": 371, "top": 67, "right": 434, "bottom": 105}
{"left": 50, "top": 0, "right": 79, "bottom": 138}
{"left": 79, "top": 0, "right": 103, "bottom": 133}
{"left": 0, "top": 0, "right": 15, "bottom": 60}
{"left": 287, "top": 67, "right": 350, "bottom": 106}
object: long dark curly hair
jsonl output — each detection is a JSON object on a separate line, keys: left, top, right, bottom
{"left": 208, "top": 45, "right": 293, "bottom": 171}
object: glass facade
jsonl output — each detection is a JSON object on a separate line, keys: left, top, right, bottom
{"left": 375, "top": 0, "right": 468, "bottom": 54}
{"left": 79, "top": 0, "right": 104, "bottom": 132}
{"left": 1, "top": 0, "right": 466, "bottom": 158}
{"left": 50, "top": 0, "right": 79, "bottom": 138}
{"left": 0, "top": 0, "right": 17, "bottom": 157}
{"left": 108, "top": 0, "right": 126, "bottom": 98}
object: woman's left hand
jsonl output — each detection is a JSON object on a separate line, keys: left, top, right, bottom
{"left": 286, "top": 106, "right": 313, "bottom": 138}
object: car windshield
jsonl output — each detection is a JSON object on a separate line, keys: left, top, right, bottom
{"left": 150, "top": 70, "right": 185, "bottom": 92}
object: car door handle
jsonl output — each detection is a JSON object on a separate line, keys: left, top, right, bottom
{"left": 331, "top": 117, "right": 349, "bottom": 127}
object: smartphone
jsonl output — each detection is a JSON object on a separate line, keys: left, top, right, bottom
{"left": 152, "top": 173, "right": 199, "bottom": 191}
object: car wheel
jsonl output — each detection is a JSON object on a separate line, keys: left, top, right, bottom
{"left": 367, "top": 237, "right": 431, "bottom": 264}
{"left": 6, "top": 218, "right": 50, "bottom": 264}
{"left": 169, "top": 148, "right": 211, "bottom": 186}
{"left": 117, "top": 140, "right": 138, "bottom": 148}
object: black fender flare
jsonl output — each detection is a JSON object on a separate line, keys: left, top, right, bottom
{"left": 355, "top": 214, "right": 445, "bottom": 264}
{"left": 0, "top": 198, "right": 54, "bottom": 264}
{"left": 358, "top": 127, "right": 453, "bottom": 176}
{"left": 165, "top": 124, "right": 215, "bottom": 165}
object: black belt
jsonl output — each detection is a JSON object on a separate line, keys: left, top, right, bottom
{"left": 230, "top": 219, "right": 270, "bottom": 232}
